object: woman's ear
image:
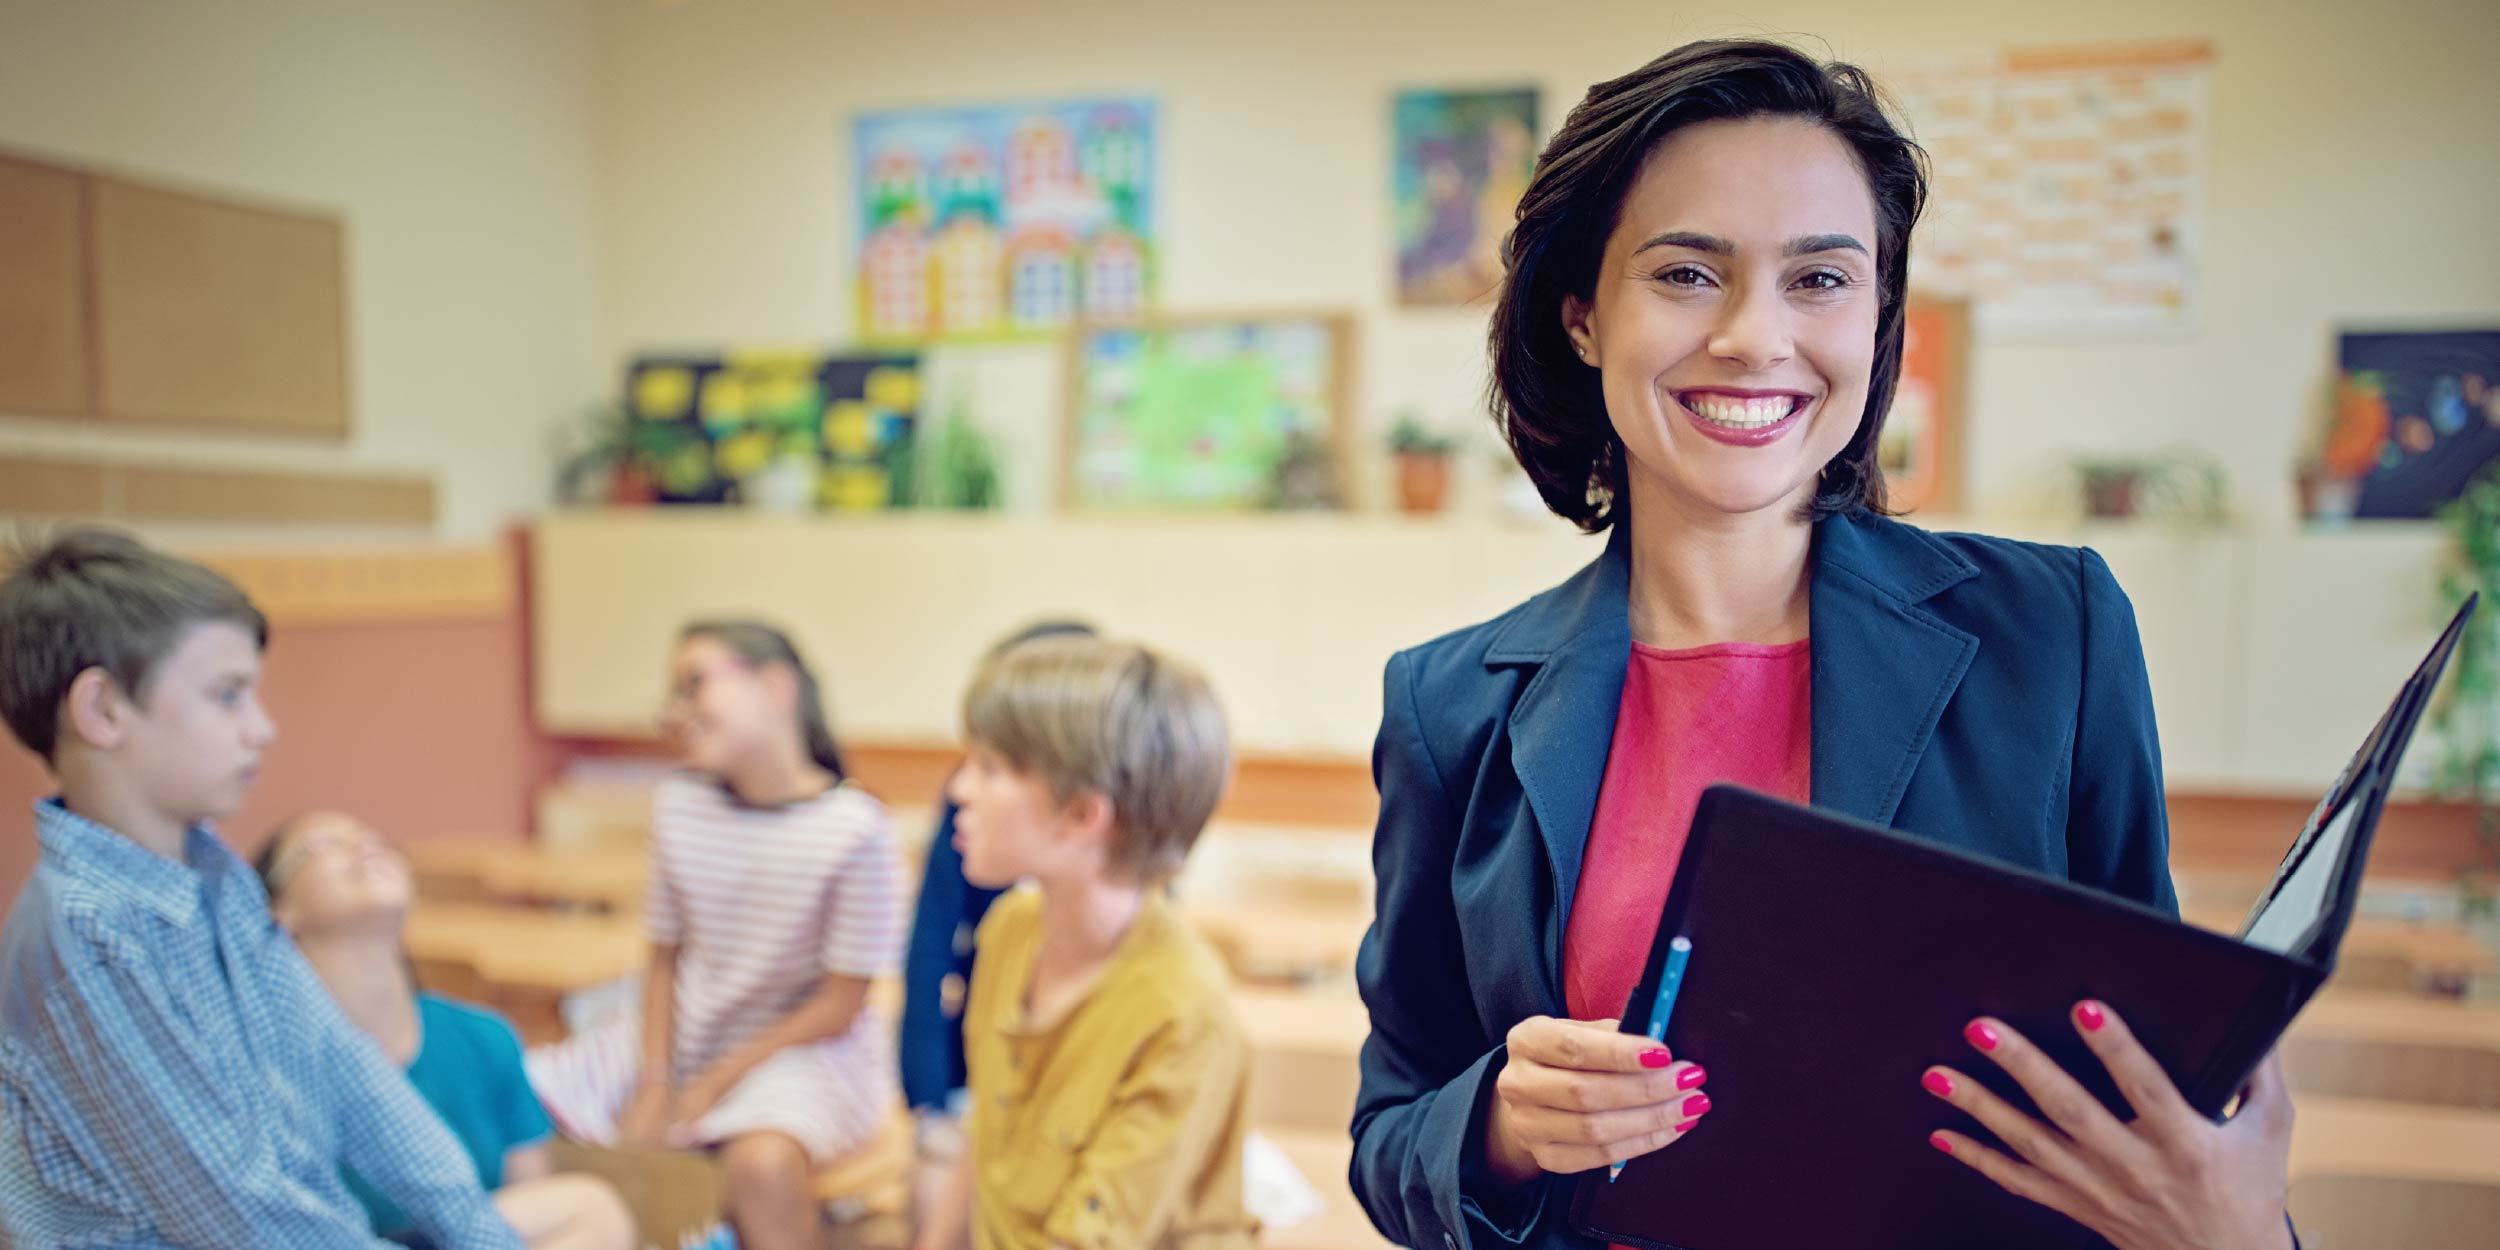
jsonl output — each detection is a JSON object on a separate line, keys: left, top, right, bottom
{"left": 1562, "top": 294, "right": 1600, "bottom": 367}
{"left": 59, "top": 667, "right": 127, "bottom": 753}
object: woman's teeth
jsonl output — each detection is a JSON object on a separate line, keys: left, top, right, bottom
{"left": 1685, "top": 395, "right": 1801, "bottom": 429}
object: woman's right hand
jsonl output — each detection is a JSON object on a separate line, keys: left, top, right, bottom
{"left": 616, "top": 1078, "right": 675, "bottom": 1149}
{"left": 1482, "top": 1015, "right": 1714, "bottom": 1186}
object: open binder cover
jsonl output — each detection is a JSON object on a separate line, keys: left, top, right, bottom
{"left": 1570, "top": 595, "right": 2476, "bottom": 1250}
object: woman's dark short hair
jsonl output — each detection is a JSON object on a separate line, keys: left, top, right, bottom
{"left": 1489, "top": 39, "right": 1929, "bottom": 531}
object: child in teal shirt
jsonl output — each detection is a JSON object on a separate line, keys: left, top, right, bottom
{"left": 257, "top": 810, "right": 636, "bottom": 1250}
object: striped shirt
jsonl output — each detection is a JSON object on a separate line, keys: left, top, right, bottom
{"left": 644, "top": 774, "right": 903, "bottom": 1081}
{"left": 0, "top": 799, "right": 521, "bottom": 1250}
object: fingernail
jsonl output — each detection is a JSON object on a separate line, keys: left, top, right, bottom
{"left": 1922, "top": 1070, "right": 1955, "bottom": 1098}
{"left": 1681, "top": 1093, "right": 1712, "bottom": 1116}
{"left": 1677, "top": 1065, "right": 1708, "bottom": 1090}
{"left": 1674, "top": 1118, "right": 1701, "bottom": 1133}
{"left": 1639, "top": 1048, "right": 1674, "bottom": 1069}
{"left": 1929, "top": 1131, "right": 1954, "bottom": 1155}
{"left": 1965, "top": 1020, "right": 2002, "bottom": 1052}
{"left": 2076, "top": 1001, "right": 2107, "bottom": 1032}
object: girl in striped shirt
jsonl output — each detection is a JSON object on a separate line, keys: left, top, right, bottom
{"left": 529, "top": 620, "right": 904, "bottom": 1250}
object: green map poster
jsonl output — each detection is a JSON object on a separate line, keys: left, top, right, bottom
{"left": 1068, "top": 317, "right": 1347, "bottom": 509}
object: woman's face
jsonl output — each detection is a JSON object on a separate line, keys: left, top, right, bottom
{"left": 1564, "top": 116, "right": 1882, "bottom": 523}
{"left": 663, "top": 637, "right": 790, "bottom": 774}
{"left": 266, "top": 811, "right": 411, "bottom": 938}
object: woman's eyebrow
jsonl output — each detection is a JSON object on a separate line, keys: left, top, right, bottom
{"left": 1631, "top": 230, "right": 1870, "bottom": 258}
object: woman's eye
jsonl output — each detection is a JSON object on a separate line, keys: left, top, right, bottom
{"left": 1794, "top": 269, "right": 1851, "bottom": 291}
{"left": 1657, "top": 266, "right": 1713, "bottom": 287}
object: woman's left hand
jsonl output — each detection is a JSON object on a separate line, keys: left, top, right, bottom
{"left": 1922, "top": 1000, "right": 2295, "bottom": 1250}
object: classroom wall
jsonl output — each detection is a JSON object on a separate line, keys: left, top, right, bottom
{"left": 0, "top": 564, "right": 558, "bottom": 906}
{"left": 588, "top": 0, "right": 2500, "bottom": 520}
{"left": 0, "top": 0, "right": 605, "bottom": 541}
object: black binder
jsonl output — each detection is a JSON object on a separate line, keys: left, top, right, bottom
{"left": 1571, "top": 594, "right": 2478, "bottom": 1250}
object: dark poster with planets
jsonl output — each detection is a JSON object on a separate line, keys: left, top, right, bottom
{"left": 2327, "top": 330, "right": 2500, "bottom": 518}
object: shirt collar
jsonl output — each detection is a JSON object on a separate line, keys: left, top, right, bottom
{"left": 33, "top": 797, "right": 233, "bottom": 928}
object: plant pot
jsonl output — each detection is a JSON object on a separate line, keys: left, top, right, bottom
{"left": 2081, "top": 467, "right": 2141, "bottom": 520}
{"left": 611, "top": 463, "right": 660, "bottom": 506}
{"left": 1396, "top": 451, "right": 1452, "bottom": 515}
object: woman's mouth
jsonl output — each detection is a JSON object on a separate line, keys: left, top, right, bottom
{"left": 1675, "top": 390, "right": 1810, "bottom": 447}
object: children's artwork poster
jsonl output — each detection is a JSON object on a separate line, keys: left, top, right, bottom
{"left": 1888, "top": 41, "right": 2212, "bottom": 337}
{"left": 855, "top": 98, "right": 1155, "bottom": 342}
{"left": 1880, "top": 296, "right": 1972, "bottom": 514}
{"left": 625, "top": 351, "right": 921, "bottom": 510}
{"left": 1393, "top": 87, "right": 1538, "bottom": 306}
{"left": 2317, "top": 330, "right": 2500, "bottom": 519}
{"left": 1065, "top": 315, "right": 1351, "bottom": 511}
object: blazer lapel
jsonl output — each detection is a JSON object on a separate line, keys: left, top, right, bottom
{"left": 1809, "top": 513, "right": 1982, "bottom": 826}
{"left": 1485, "top": 528, "right": 1632, "bottom": 943}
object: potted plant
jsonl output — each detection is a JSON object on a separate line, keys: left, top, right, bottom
{"left": 552, "top": 403, "right": 675, "bottom": 506}
{"left": 2431, "top": 462, "right": 2500, "bottom": 918}
{"left": 1390, "top": 413, "right": 1457, "bottom": 515}
{"left": 2069, "top": 449, "right": 2229, "bottom": 528}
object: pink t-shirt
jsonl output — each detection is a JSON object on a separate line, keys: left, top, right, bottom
{"left": 1563, "top": 640, "right": 1812, "bottom": 1024}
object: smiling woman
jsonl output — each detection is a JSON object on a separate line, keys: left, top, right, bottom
{"left": 1348, "top": 38, "right": 2300, "bottom": 1250}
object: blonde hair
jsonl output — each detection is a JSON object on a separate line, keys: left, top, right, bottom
{"left": 962, "top": 637, "right": 1230, "bottom": 884}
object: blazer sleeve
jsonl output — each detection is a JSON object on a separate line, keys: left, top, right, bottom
{"left": 2066, "top": 547, "right": 2179, "bottom": 918}
{"left": 1349, "top": 649, "right": 1549, "bottom": 1250}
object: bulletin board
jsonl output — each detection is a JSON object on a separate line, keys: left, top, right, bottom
{"left": 1062, "top": 312, "right": 1354, "bottom": 511}
{"left": 88, "top": 173, "right": 350, "bottom": 436}
{"left": 1889, "top": 40, "right": 2213, "bottom": 337}
{"left": 0, "top": 155, "right": 90, "bottom": 416}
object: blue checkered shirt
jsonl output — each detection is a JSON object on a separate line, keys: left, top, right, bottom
{"left": 0, "top": 799, "right": 524, "bottom": 1249}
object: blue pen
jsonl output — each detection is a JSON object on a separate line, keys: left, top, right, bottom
{"left": 1609, "top": 935, "right": 1693, "bottom": 1184}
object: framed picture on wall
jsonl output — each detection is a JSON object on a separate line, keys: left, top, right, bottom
{"left": 1881, "top": 295, "right": 1971, "bottom": 514}
{"left": 1062, "top": 312, "right": 1355, "bottom": 511}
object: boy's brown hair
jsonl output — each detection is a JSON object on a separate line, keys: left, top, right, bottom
{"left": 0, "top": 527, "right": 268, "bottom": 761}
{"left": 962, "top": 636, "right": 1230, "bottom": 884}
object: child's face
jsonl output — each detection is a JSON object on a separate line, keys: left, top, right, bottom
{"left": 110, "top": 621, "right": 276, "bottom": 826}
{"left": 266, "top": 811, "right": 411, "bottom": 937}
{"left": 945, "top": 742, "right": 1104, "bottom": 889}
{"left": 663, "top": 638, "right": 790, "bottom": 775}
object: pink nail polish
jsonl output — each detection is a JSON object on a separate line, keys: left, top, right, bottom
{"left": 1929, "top": 1131, "right": 1954, "bottom": 1155}
{"left": 1681, "top": 1093, "right": 1712, "bottom": 1117}
{"left": 1674, "top": 1118, "right": 1701, "bottom": 1133}
{"left": 1965, "top": 1020, "right": 2002, "bottom": 1052}
{"left": 1677, "top": 1065, "right": 1707, "bottom": 1090}
{"left": 1922, "top": 1070, "right": 1955, "bottom": 1098}
{"left": 2076, "top": 1001, "right": 2107, "bottom": 1033}
{"left": 1639, "top": 1048, "right": 1674, "bottom": 1069}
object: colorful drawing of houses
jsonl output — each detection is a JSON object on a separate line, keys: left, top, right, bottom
{"left": 863, "top": 220, "right": 931, "bottom": 337}
{"left": 1082, "top": 228, "right": 1147, "bottom": 320}
{"left": 1080, "top": 108, "right": 1148, "bottom": 225}
{"left": 934, "top": 214, "right": 1005, "bottom": 333}
{"left": 1006, "top": 116, "right": 1079, "bottom": 202}
{"left": 935, "top": 142, "right": 1001, "bottom": 222}
{"left": 867, "top": 149, "right": 927, "bottom": 227}
{"left": 1006, "top": 225, "right": 1075, "bottom": 328}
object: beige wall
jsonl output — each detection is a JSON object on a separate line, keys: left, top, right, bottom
{"left": 589, "top": 0, "right": 2500, "bottom": 520}
{"left": 0, "top": 0, "right": 605, "bottom": 541}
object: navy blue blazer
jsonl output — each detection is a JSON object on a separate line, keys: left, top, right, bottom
{"left": 1349, "top": 510, "right": 2179, "bottom": 1250}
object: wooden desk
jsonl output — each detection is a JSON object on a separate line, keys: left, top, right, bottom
{"left": 2289, "top": 1095, "right": 2500, "bottom": 1184}
{"left": 2182, "top": 902, "right": 2494, "bottom": 983}
{"left": 2295, "top": 989, "right": 2500, "bottom": 1050}
{"left": 1234, "top": 987, "right": 1368, "bottom": 1134}
{"left": 404, "top": 901, "right": 647, "bottom": 1043}
{"left": 1187, "top": 899, "right": 1370, "bottom": 985}
{"left": 408, "top": 839, "right": 648, "bottom": 912}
